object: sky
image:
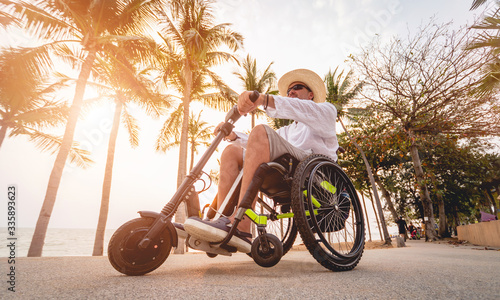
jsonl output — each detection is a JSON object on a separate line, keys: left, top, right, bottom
{"left": 0, "top": 0, "right": 489, "bottom": 232}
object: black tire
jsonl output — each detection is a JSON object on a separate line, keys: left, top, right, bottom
{"left": 253, "top": 196, "right": 297, "bottom": 256}
{"left": 108, "top": 217, "right": 172, "bottom": 276}
{"left": 291, "top": 154, "right": 365, "bottom": 271}
{"left": 251, "top": 233, "right": 283, "bottom": 268}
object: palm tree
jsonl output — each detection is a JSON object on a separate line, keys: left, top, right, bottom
{"left": 157, "top": 109, "right": 213, "bottom": 171}
{"left": 90, "top": 53, "right": 170, "bottom": 256}
{"left": 155, "top": 0, "right": 243, "bottom": 253}
{"left": 233, "top": 54, "right": 276, "bottom": 128}
{"left": 468, "top": 3, "right": 500, "bottom": 93}
{"left": 325, "top": 67, "right": 392, "bottom": 245}
{"left": 0, "top": 47, "right": 90, "bottom": 166}
{"left": 157, "top": 0, "right": 242, "bottom": 185}
{"left": 2, "top": 0, "right": 169, "bottom": 257}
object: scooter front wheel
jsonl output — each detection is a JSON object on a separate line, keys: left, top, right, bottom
{"left": 108, "top": 217, "right": 172, "bottom": 276}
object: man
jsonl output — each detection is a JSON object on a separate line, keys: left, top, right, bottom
{"left": 184, "top": 69, "right": 338, "bottom": 252}
{"left": 396, "top": 216, "right": 408, "bottom": 242}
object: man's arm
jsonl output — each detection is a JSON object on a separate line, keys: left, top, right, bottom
{"left": 266, "top": 96, "right": 337, "bottom": 137}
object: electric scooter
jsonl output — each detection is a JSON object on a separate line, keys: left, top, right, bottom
{"left": 108, "top": 90, "right": 366, "bottom": 275}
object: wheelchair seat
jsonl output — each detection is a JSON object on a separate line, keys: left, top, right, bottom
{"left": 259, "top": 154, "right": 298, "bottom": 204}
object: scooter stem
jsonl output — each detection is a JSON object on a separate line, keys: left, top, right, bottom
{"left": 138, "top": 92, "right": 260, "bottom": 250}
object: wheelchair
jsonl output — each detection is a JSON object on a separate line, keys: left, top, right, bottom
{"left": 202, "top": 151, "right": 365, "bottom": 271}
{"left": 107, "top": 92, "right": 365, "bottom": 275}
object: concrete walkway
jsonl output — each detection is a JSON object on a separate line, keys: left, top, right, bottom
{"left": 4, "top": 240, "right": 500, "bottom": 299}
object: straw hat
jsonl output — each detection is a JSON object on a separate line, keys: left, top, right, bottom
{"left": 278, "top": 69, "right": 326, "bottom": 103}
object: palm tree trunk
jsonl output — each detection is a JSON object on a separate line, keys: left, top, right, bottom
{"left": 408, "top": 135, "right": 438, "bottom": 241}
{"left": 338, "top": 117, "right": 392, "bottom": 244}
{"left": 174, "top": 60, "right": 192, "bottom": 254}
{"left": 0, "top": 125, "right": 7, "bottom": 149}
{"left": 92, "top": 99, "right": 123, "bottom": 256}
{"left": 28, "top": 50, "right": 96, "bottom": 257}
{"left": 190, "top": 140, "right": 195, "bottom": 171}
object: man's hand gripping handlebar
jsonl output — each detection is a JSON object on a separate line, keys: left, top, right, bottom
{"left": 218, "top": 91, "right": 260, "bottom": 139}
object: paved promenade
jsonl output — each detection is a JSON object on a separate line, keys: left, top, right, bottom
{"left": 3, "top": 240, "right": 500, "bottom": 299}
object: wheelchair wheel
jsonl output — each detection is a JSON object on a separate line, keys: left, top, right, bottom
{"left": 253, "top": 196, "right": 297, "bottom": 255}
{"left": 251, "top": 233, "right": 283, "bottom": 268}
{"left": 291, "top": 154, "right": 365, "bottom": 271}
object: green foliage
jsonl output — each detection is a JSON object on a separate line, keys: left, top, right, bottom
{"left": 419, "top": 136, "right": 500, "bottom": 222}
{"left": 340, "top": 107, "right": 500, "bottom": 225}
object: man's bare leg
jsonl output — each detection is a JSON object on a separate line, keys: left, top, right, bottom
{"left": 182, "top": 125, "right": 270, "bottom": 252}
{"left": 217, "top": 144, "right": 243, "bottom": 209}
{"left": 235, "top": 125, "right": 270, "bottom": 234}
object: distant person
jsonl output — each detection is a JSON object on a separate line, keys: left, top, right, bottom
{"left": 408, "top": 222, "right": 417, "bottom": 239}
{"left": 408, "top": 222, "right": 415, "bottom": 232}
{"left": 396, "top": 216, "right": 408, "bottom": 241}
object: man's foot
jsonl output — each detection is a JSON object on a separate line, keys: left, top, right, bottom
{"left": 173, "top": 222, "right": 188, "bottom": 239}
{"left": 184, "top": 217, "right": 252, "bottom": 253}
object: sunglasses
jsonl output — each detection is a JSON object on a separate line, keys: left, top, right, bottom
{"left": 287, "top": 84, "right": 312, "bottom": 95}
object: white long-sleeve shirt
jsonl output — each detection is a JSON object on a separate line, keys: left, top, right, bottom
{"left": 233, "top": 95, "right": 339, "bottom": 161}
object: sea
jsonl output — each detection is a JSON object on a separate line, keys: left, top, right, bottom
{"left": 1, "top": 227, "right": 116, "bottom": 257}
{"left": 2, "top": 225, "right": 391, "bottom": 257}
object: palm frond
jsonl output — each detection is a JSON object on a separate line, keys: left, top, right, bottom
{"left": 26, "top": 129, "right": 93, "bottom": 168}
{"left": 11, "top": 0, "right": 76, "bottom": 41}
{"left": 204, "top": 51, "right": 238, "bottom": 66}
{"left": 2, "top": 46, "right": 54, "bottom": 84}
{"left": 470, "top": 0, "right": 488, "bottom": 10}
{"left": 159, "top": 11, "right": 186, "bottom": 49}
{"left": 121, "top": 105, "right": 139, "bottom": 148}
{"left": 0, "top": 1, "right": 21, "bottom": 28}
{"left": 234, "top": 54, "right": 276, "bottom": 92}
{"left": 53, "top": 44, "right": 86, "bottom": 69}
{"left": 16, "top": 101, "right": 68, "bottom": 128}
{"left": 156, "top": 103, "right": 183, "bottom": 152}
{"left": 118, "top": 0, "right": 164, "bottom": 34}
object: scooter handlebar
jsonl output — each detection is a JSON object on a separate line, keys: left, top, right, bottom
{"left": 249, "top": 90, "right": 260, "bottom": 103}
{"left": 225, "top": 90, "right": 260, "bottom": 123}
